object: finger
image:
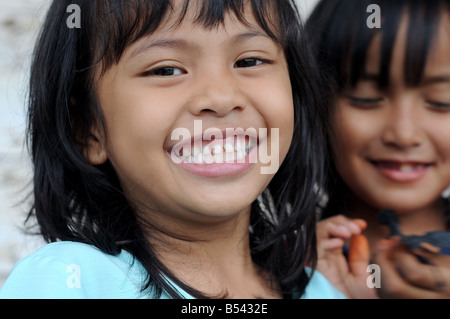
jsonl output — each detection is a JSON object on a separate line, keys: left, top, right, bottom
{"left": 411, "top": 250, "right": 450, "bottom": 294}
{"left": 353, "top": 219, "right": 368, "bottom": 231}
{"left": 348, "top": 234, "right": 370, "bottom": 277}
{"left": 419, "top": 242, "right": 441, "bottom": 254}
{"left": 391, "top": 245, "right": 450, "bottom": 294}
{"left": 390, "top": 247, "right": 441, "bottom": 291}
{"left": 373, "top": 241, "right": 426, "bottom": 298}
{"left": 374, "top": 243, "right": 450, "bottom": 298}
{"left": 413, "top": 248, "right": 450, "bottom": 265}
{"left": 317, "top": 215, "right": 366, "bottom": 239}
{"left": 344, "top": 217, "right": 367, "bottom": 234}
{"left": 317, "top": 221, "right": 350, "bottom": 239}
{"left": 319, "top": 238, "right": 345, "bottom": 251}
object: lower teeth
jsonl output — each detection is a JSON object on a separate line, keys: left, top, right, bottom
{"left": 185, "top": 150, "right": 249, "bottom": 164}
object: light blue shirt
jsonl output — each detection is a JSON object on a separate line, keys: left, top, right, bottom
{"left": 0, "top": 241, "right": 345, "bottom": 299}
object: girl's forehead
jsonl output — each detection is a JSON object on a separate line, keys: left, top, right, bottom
{"left": 425, "top": 13, "right": 450, "bottom": 72}
{"left": 348, "top": 11, "right": 450, "bottom": 89}
{"left": 93, "top": 0, "right": 283, "bottom": 76}
{"left": 156, "top": 1, "right": 257, "bottom": 34}
{"left": 120, "top": 3, "right": 271, "bottom": 64}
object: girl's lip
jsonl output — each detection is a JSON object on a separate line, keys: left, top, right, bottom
{"left": 169, "top": 143, "right": 258, "bottom": 178}
{"left": 369, "top": 159, "right": 434, "bottom": 183}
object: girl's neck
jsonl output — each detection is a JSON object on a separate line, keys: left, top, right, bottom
{"left": 144, "top": 208, "right": 281, "bottom": 298}
{"left": 345, "top": 195, "right": 448, "bottom": 251}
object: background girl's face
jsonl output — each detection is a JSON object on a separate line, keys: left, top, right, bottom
{"left": 92, "top": 3, "right": 294, "bottom": 226}
{"left": 332, "top": 14, "right": 450, "bottom": 213}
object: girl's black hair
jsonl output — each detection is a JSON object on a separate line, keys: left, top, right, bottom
{"left": 27, "top": 0, "right": 327, "bottom": 298}
{"left": 305, "top": 0, "right": 450, "bottom": 219}
{"left": 307, "top": 0, "right": 450, "bottom": 92}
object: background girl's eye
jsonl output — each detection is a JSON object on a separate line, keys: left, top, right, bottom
{"left": 347, "top": 96, "right": 383, "bottom": 108}
{"left": 234, "top": 58, "right": 267, "bottom": 68}
{"left": 427, "top": 101, "right": 450, "bottom": 110}
{"left": 144, "top": 67, "right": 185, "bottom": 77}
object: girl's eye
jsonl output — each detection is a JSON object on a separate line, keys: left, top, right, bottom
{"left": 234, "top": 58, "right": 269, "bottom": 68}
{"left": 427, "top": 101, "right": 450, "bottom": 111}
{"left": 143, "top": 66, "right": 185, "bottom": 77}
{"left": 347, "top": 96, "right": 384, "bottom": 108}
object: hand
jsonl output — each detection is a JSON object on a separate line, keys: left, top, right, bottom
{"left": 317, "top": 215, "right": 367, "bottom": 252}
{"left": 373, "top": 237, "right": 450, "bottom": 298}
{"left": 316, "top": 215, "right": 377, "bottom": 298}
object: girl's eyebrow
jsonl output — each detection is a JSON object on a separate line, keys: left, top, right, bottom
{"left": 127, "top": 29, "right": 271, "bottom": 61}
{"left": 229, "top": 30, "right": 271, "bottom": 45}
{"left": 129, "top": 39, "right": 198, "bottom": 60}
{"left": 421, "top": 75, "right": 450, "bottom": 85}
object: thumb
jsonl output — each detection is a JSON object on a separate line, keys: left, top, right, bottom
{"left": 348, "top": 234, "right": 370, "bottom": 277}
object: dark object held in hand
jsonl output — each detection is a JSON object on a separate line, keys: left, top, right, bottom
{"left": 378, "top": 209, "right": 450, "bottom": 256}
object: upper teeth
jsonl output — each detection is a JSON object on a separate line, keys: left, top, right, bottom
{"left": 400, "top": 164, "right": 413, "bottom": 172}
{"left": 175, "top": 137, "right": 253, "bottom": 164}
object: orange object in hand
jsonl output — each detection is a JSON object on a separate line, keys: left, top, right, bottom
{"left": 349, "top": 234, "right": 370, "bottom": 263}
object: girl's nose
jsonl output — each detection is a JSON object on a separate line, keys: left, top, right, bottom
{"left": 380, "top": 100, "right": 424, "bottom": 149}
{"left": 186, "top": 68, "right": 246, "bottom": 117}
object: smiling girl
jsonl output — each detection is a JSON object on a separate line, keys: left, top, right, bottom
{"left": 0, "top": 0, "right": 342, "bottom": 299}
{"left": 307, "top": 0, "right": 450, "bottom": 298}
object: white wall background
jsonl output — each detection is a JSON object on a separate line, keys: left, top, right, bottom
{"left": 0, "top": 0, "right": 320, "bottom": 287}
{"left": 296, "top": 0, "right": 320, "bottom": 19}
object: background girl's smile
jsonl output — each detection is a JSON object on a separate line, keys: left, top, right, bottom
{"left": 309, "top": 0, "right": 450, "bottom": 299}
{"left": 333, "top": 13, "right": 450, "bottom": 213}
{"left": 368, "top": 159, "right": 434, "bottom": 183}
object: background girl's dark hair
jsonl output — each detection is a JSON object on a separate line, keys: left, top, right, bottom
{"left": 305, "top": 0, "right": 450, "bottom": 219}
{"left": 27, "top": 0, "right": 327, "bottom": 298}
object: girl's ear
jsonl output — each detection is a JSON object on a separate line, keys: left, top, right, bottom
{"left": 85, "top": 123, "right": 108, "bottom": 165}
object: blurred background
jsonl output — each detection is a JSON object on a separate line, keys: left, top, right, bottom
{"left": 0, "top": 0, "right": 320, "bottom": 287}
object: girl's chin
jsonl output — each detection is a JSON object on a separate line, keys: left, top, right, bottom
{"left": 181, "top": 203, "right": 253, "bottom": 223}
{"left": 192, "top": 194, "right": 256, "bottom": 213}
{"left": 369, "top": 195, "right": 438, "bottom": 214}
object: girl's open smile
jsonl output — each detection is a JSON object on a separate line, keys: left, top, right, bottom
{"left": 167, "top": 128, "right": 258, "bottom": 177}
{"left": 93, "top": 2, "right": 294, "bottom": 221}
{"left": 368, "top": 159, "right": 435, "bottom": 183}
{"left": 167, "top": 127, "right": 258, "bottom": 164}
{"left": 170, "top": 135, "right": 255, "bottom": 164}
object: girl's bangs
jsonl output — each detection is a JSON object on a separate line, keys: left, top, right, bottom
{"left": 338, "top": 0, "right": 445, "bottom": 90}
{"left": 93, "top": 0, "right": 286, "bottom": 74}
